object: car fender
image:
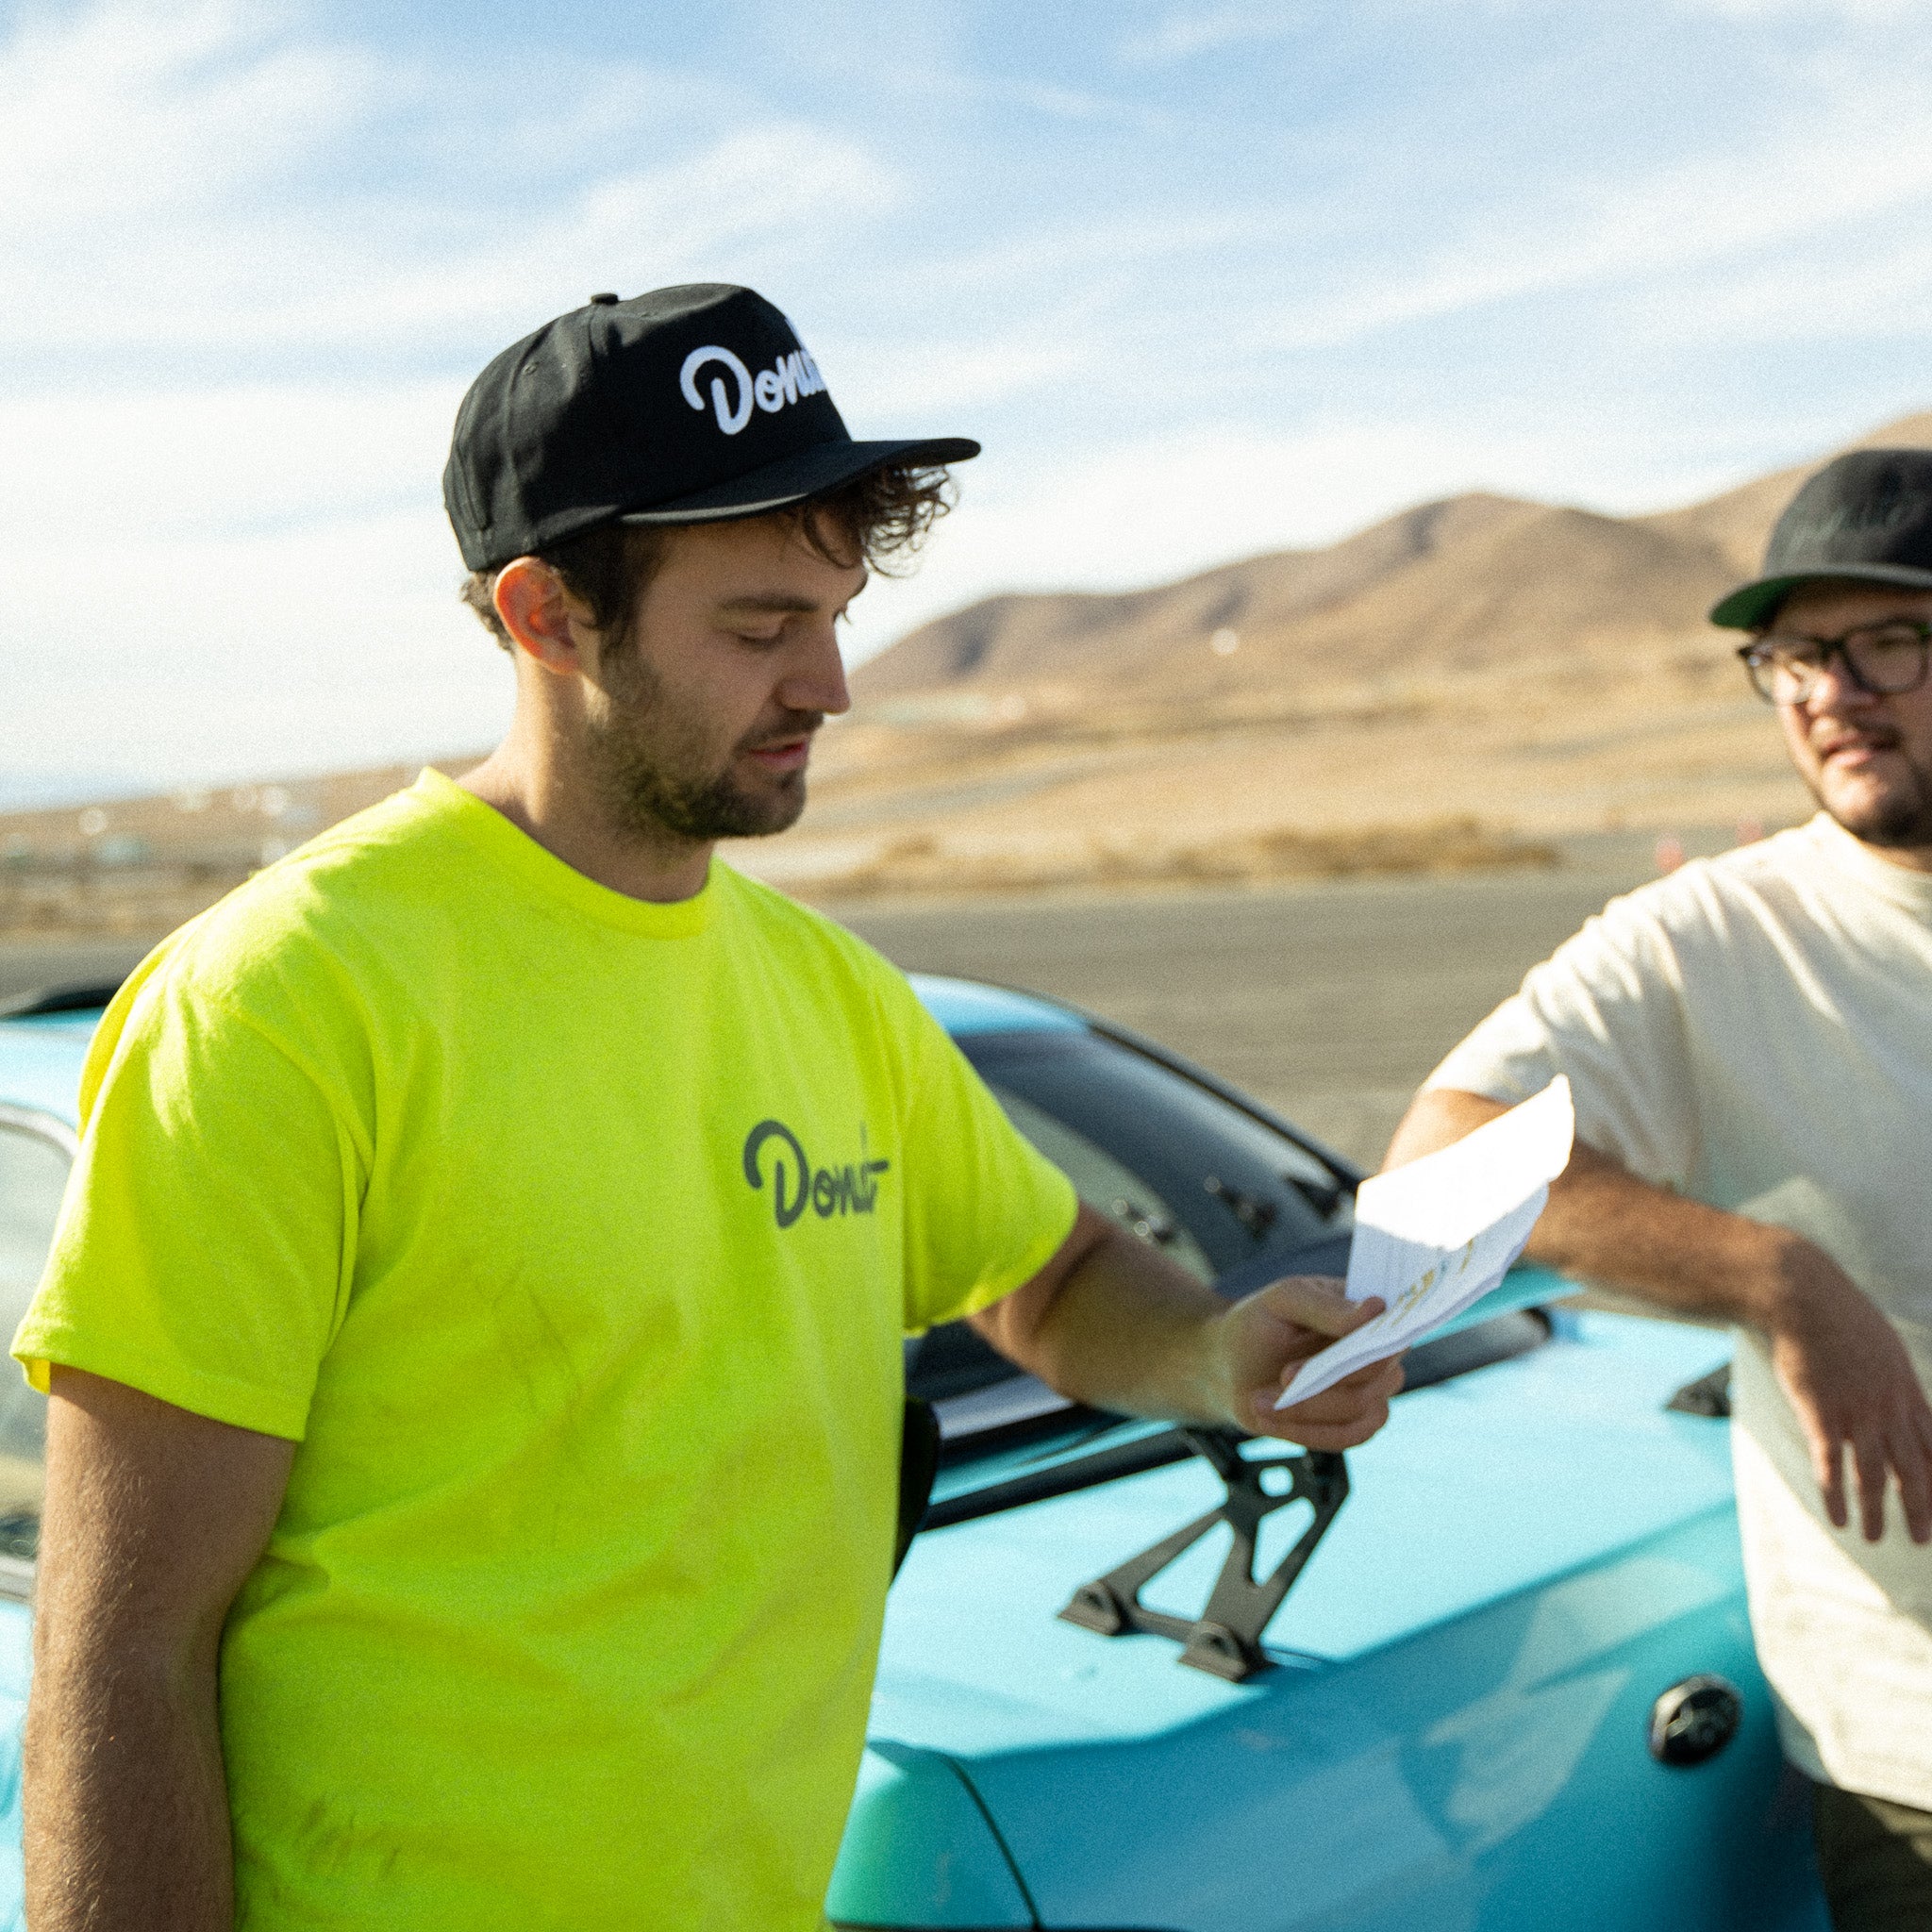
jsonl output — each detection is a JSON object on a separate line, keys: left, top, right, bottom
{"left": 828, "top": 1742, "right": 1035, "bottom": 1929}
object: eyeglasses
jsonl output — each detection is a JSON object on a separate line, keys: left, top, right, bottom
{"left": 1737, "top": 620, "right": 1932, "bottom": 706}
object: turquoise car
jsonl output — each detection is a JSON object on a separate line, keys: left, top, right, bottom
{"left": 0, "top": 977, "right": 1829, "bottom": 1930}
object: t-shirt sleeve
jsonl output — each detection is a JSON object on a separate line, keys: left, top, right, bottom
{"left": 888, "top": 996, "right": 1078, "bottom": 1336}
{"left": 1425, "top": 890, "right": 1702, "bottom": 1192}
{"left": 12, "top": 977, "right": 364, "bottom": 1441}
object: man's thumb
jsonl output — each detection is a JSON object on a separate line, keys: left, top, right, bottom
{"left": 1249, "top": 1275, "right": 1381, "bottom": 1339}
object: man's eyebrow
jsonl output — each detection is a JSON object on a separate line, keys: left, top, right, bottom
{"left": 717, "top": 593, "right": 821, "bottom": 614}
{"left": 716, "top": 580, "right": 869, "bottom": 618}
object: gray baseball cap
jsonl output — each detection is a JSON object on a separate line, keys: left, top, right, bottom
{"left": 1710, "top": 448, "right": 1932, "bottom": 630}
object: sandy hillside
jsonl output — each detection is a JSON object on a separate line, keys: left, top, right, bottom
{"left": 733, "top": 409, "right": 1932, "bottom": 894}
{"left": 7, "top": 410, "right": 1930, "bottom": 939}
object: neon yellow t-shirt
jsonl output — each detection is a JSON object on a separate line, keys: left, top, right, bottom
{"left": 15, "top": 770, "right": 1076, "bottom": 1931}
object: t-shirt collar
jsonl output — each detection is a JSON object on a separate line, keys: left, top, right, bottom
{"left": 1809, "top": 810, "right": 1932, "bottom": 920}
{"left": 408, "top": 768, "right": 719, "bottom": 938}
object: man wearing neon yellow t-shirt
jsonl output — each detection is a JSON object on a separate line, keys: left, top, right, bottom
{"left": 15, "top": 286, "right": 1399, "bottom": 1932}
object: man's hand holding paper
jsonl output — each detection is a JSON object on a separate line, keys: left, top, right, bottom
{"left": 1273, "top": 1077, "right": 1575, "bottom": 1412}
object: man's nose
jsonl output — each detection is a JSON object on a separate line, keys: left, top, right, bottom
{"left": 778, "top": 624, "right": 852, "bottom": 718}
{"left": 1805, "top": 654, "right": 1880, "bottom": 713}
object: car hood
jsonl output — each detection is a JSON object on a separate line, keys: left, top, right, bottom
{"left": 871, "top": 1309, "right": 1734, "bottom": 1761}
{"left": 0, "top": 1014, "right": 94, "bottom": 1126}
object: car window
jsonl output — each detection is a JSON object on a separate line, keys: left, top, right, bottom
{"left": 0, "top": 1122, "right": 67, "bottom": 1558}
{"left": 959, "top": 1030, "right": 1353, "bottom": 1285}
{"left": 991, "top": 1088, "right": 1217, "bottom": 1283}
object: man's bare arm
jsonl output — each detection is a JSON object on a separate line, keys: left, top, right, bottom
{"left": 971, "top": 1202, "right": 1402, "bottom": 1451}
{"left": 1387, "top": 1087, "right": 1932, "bottom": 1544}
{"left": 26, "top": 1368, "right": 296, "bottom": 1931}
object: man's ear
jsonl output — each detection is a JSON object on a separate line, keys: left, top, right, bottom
{"left": 492, "top": 558, "right": 589, "bottom": 675}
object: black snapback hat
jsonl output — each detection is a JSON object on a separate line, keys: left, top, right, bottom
{"left": 443, "top": 284, "right": 980, "bottom": 574}
{"left": 1709, "top": 448, "right": 1932, "bottom": 630}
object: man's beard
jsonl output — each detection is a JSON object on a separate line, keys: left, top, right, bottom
{"left": 1808, "top": 729, "right": 1932, "bottom": 850}
{"left": 585, "top": 651, "right": 817, "bottom": 845}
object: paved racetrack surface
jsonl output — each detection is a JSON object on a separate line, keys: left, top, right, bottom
{"left": 842, "top": 865, "right": 1651, "bottom": 1169}
{"left": 0, "top": 865, "right": 1653, "bottom": 1171}
{"left": 0, "top": 940, "right": 149, "bottom": 1012}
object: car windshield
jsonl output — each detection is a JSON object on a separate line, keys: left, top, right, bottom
{"left": 959, "top": 1029, "right": 1353, "bottom": 1287}
{"left": 908, "top": 1026, "right": 1357, "bottom": 1413}
{"left": 0, "top": 1118, "right": 65, "bottom": 1559}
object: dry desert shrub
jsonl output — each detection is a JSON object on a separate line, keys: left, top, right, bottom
{"left": 0, "top": 862, "right": 251, "bottom": 941}
{"left": 808, "top": 815, "right": 1555, "bottom": 900}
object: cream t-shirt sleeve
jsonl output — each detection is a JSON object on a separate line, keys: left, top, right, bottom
{"left": 13, "top": 977, "right": 362, "bottom": 1440}
{"left": 1425, "top": 889, "right": 1702, "bottom": 1193}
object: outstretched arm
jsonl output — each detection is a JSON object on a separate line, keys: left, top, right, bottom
{"left": 972, "top": 1203, "right": 1402, "bottom": 1451}
{"left": 1387, "top": 1087, "right": 1932, "bottom": 1545}
{"left": 26, "top": 1367, "right": 296, "bottom": 1932}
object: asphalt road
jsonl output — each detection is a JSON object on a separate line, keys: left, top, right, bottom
{"left": 0, "top": 940, "right": 150, "bottom": 1010}
{"left": 0, "top": 863, "right": 1654, "bottom": 1169}
{"left": 843, "top": 864, "right": 1651, "bottom": 1168}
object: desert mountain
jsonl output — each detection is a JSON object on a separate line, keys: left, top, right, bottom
{"left": 777, "top": 408, "right": 1932, "bottom": 893}
{"left": 853, "top": 408, "right": 1932, "bottom": 728}
{"left": 8, "top": 409, "right": 1931, "bottom": 936}
{"left": 854, "top": 492, "right": 1537, "bottom": 701}
{"left": 1639, "top": 409, "right": 1932, "bottom": 576}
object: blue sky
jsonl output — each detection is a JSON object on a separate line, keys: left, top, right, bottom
{"left": 7, "top": 0, "right": 1932, "bottom": 801}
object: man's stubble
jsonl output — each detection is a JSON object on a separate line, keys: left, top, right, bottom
{"left": 1805, "top": 730, "right": 1932, "bottom": 853}
{"left": 583, "top": 644, "right": 815, "bottom": 847}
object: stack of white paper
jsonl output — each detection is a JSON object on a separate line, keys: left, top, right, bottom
{"left": 1274, "top": 1077, "right": 1574, "bottom": 1410}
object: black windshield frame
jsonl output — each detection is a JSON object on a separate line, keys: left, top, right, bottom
{"left": 957, "top": 1027, "right": 1357, "bottom": 1286}
{"left": 910, "top": 1021, "right": 1362, "bottom": 1431}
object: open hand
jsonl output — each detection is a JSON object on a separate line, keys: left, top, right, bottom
{"left": 1768, "top": 1249, "right": 1932, "bottom": 1544}
{"left": 1216, "top": 1274, "right": 1404, "bottom": 1449}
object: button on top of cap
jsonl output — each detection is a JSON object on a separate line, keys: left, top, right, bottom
{"left": 588, "top": 292, "right": 620, "bottom": 306}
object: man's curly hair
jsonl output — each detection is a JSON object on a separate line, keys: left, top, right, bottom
{"left": 459, "top": 462, "right": 956, "bottom": 656}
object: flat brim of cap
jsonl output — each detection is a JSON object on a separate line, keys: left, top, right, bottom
{"left": 616, "top": 436, "right": 979, "bottom": 527}
{"left": 1710, "top": 562, "right": 1932, "bottom": 630}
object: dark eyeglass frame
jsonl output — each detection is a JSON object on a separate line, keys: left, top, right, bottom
{"left": 1737, "top": 620, "right": 1932, "bottom": 706}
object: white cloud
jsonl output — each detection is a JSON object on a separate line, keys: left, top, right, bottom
{"left": 1118, "top": 6, "right": 1304, "bottom": 64}
{"left": 0, "top": 0, "right": 907, "bottom": 787}
{"left": 1611, "top": 223, "right": 1932, "bottom": 353}
{"left": 0, "top": 379, "right": 462, "bottom": 541}
{"left": 0, "top": 0, "right": 385, "bottom": 232}
{"left": 832, "top": 321, "right": 1104, "bottom": 425}
{"left": 1682, "top": 0, "right": 1917, "bottom": 17}
{"left": 8, "top": 508, "right": 508, "bottom": 786}
{"left": 7, "top": 0, "right": 1932, "bottom": 796}
{"left": 0, "top": 3, "right": 902, "bottom": 364}
{"left": 1238, "top": 89, "right": 1932, "bottom": 354}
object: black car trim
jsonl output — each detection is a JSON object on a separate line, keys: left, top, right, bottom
{"left": 919, "top": 1307, "right": 1554, "bottom": 1532}
{"left": 923, "top": 1306, "right": 1549, "bottom": 1467}
{"left": 925, "top": 1426, "right": 1199, "bottom": 1530}
{"left": 966, "top": 986, "right": 1366, "bottom": 1189}
{"left": 1667, "top": 1362, "right": 1732, "bottom": 1417}
{"left": 893, "top": 1400, "right": 941, "bottom": 1580}
{"left": 0, "top": 983, "right": 124, "bottom": 1020}
{"left": 1058, "top": 1430, "right": 1350, "bottom": 1682}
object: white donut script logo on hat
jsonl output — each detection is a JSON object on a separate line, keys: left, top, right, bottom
{"left": 680, "top": 343, "right": 827, "bottom": 437}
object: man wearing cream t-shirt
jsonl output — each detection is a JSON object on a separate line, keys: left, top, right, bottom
{"left": 1389, "top": 448, "right": 1932, "bottom": 1929}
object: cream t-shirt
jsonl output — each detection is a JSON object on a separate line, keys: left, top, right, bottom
{"left": 1429, "top": 814, "right": 1932, "bottom": 1808}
